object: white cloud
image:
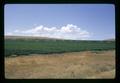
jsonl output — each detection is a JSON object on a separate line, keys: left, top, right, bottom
{"left": 6, "top": 24, "right": 91, "bottom": 40}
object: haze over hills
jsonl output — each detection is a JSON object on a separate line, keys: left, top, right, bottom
{"left": 104, "top": 38, "right": 115, "bottom": 41}
{"left": 4, "top": 35, "right": 115, "bottom": 41}
{"left": 4, "top": 35, "right": 65, "bottom": 40}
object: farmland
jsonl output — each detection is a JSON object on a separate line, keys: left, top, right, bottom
{"left": 5, "top": 36, "right": 115, "bottom": 57}
{"left": 5, "top": 36, "right": 115, "bottom": 79}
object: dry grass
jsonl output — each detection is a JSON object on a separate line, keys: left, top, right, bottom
{"left": 5, "top": 50, "right": 115, "bottom": 79}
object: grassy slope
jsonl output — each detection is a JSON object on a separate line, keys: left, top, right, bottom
{"left": 5, "top": 50, "right": 115, "bottom": 79}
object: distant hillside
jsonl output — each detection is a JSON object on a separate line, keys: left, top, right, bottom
{"left": 4, "top": 36, "right": 64, "bottom": 40}
{"left": 4, "top": 36, "right": 116, "bottom": 41}
{"left": 103, "top": 38, "right": 115, "bottom": 41}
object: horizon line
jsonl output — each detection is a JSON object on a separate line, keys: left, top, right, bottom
{"left": 4, "top": 35, "right": 115, "bottom": 41}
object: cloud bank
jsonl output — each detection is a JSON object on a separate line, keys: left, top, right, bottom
{"left": 6, "top": 24, "right": 91, "bottom": 40}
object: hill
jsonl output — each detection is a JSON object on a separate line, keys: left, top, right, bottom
{"left": 103, "top": 38, "right": 115, "bottom": 41}
{"left": 4, "top": 35, "right": 64, "bottom": 40}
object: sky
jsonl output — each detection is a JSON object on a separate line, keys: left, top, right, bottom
{"left": 4, "top": 4, "right": 115, "bottom": 40}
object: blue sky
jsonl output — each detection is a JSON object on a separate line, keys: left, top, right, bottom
{"left": 4, "top": 4, "right": 115, "bottom": 40}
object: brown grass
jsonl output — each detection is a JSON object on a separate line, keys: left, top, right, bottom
{"left": 5, "top": 50, "right": 115, "bottom": 79}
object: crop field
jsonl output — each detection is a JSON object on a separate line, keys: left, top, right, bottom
{"left": 5, "top": 38, "right": 115, "bottom": 57}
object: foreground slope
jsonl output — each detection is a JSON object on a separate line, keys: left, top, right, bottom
{"left": 5, "top": 50, "right": 115, "bottom": 79}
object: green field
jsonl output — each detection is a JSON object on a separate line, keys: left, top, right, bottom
{"left": 5, "top": 38, "right": 115, "bottom": 57}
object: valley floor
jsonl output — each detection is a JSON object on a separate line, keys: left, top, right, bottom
{"left": 5, "top": 50, "right": 115, "bottom": 79}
